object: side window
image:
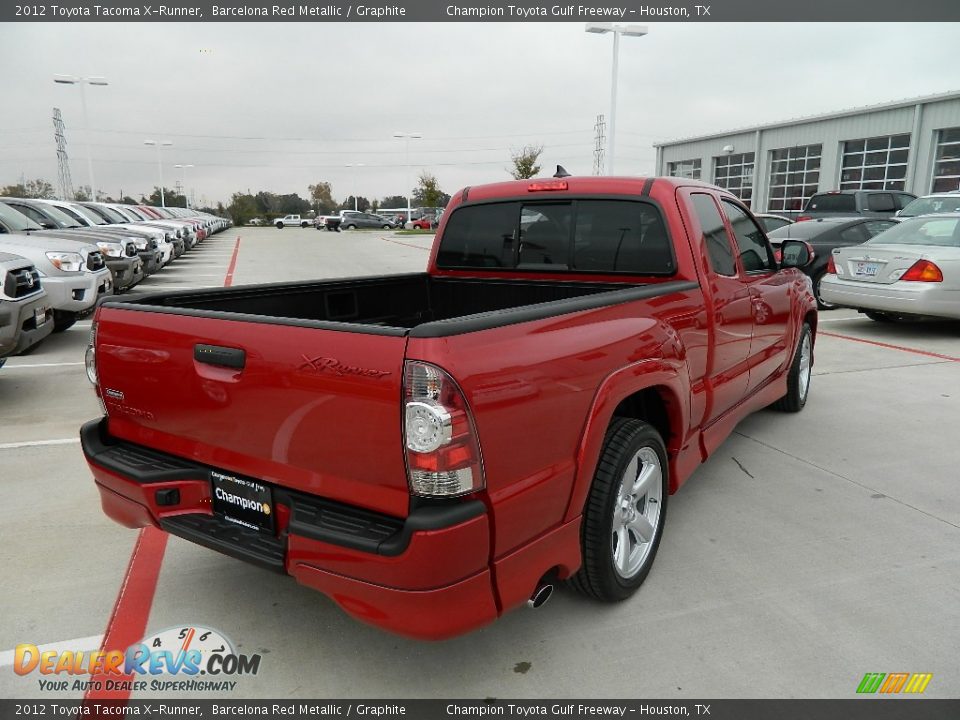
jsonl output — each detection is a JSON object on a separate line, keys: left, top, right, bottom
{"left": 838, "top": 225, "right": 869, "bottom": 244}
{"left": 867, "top": 193, "right": 895, "bottom": 212}
{"left": 863, "top": 220, "right": 895, "bottom": 238}
{"left": 13, "top": 205, "right": 47, "bottom": 225}
{"left": 572, "top": 200, "right": 674, "bottom": 274}
{"left": 721, "top": 200, "right": 774, "bottom": 272}
{"left": 692, "top": 194, "right": 736, "bottom": 276}
{"left": 436, "top": 202, "right": 519, "bottom": 268}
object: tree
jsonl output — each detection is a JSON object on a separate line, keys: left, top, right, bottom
{"left": 227, "top": 192, "right": 259, "bottom": 226}
{"left": 380, "top": 195, "right": 407, "bottom": 209}
{"left": 73, "top": 186, "right": 91, "bottom": 201}
{"left": 412, "top": 172, "right": 449, "bottom": 209}
{"left": 120, "top": 196, "right": 138, "bottom": 205}
{"left": 308, "top": 182, "right": 336, "bottom": 214}
{"left": 143, "top": 187, "right": 186, "bottom": 208}
{"left": 509, "top": 144, "right": 543, "bottom": 180}
{"left": 338, "top": 196, "right": 370, "bottom": 212}
{"left": 1, "top": 178, "right": 56, "bottom": 199}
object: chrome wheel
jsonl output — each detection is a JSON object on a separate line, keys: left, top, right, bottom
{"left": 798, "top": 332, "right": 812, "bottom": 401}
{"left": 611, "top": 446, "right": 663, "bottom": 579}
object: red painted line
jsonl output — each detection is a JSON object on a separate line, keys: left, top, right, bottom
{"left": 83, "top": 527, "right": 169, "bottom": 703}
{"left": 382, "top": 236, "right": 431, "bottom": 251}
{"left": 820, "top": 330, "right": 960, "bottom": 362}
{"left": 224, "top": 236, "right": 242, "bottom": 287}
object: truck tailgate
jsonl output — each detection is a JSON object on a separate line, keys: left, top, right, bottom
{"left": 95, "top": 306, "right": 410, "bottom": 518}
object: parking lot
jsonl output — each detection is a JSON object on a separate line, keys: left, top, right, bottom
{"left": 1, "top": 226, "right": 958, "bottom": 700}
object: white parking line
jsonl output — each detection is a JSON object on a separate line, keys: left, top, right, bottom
{"left": 3, "top": 361, "right": 85, "bottom": 368}
{"left": 0, "top": 438, "right": 80, "bottom": 450}
{"left": 0, "top": 635, "right": 104, "bottom": 668}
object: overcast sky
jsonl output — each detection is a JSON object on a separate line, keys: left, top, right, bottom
{"left": 0, "top": 22, "right": 958, "bottom": 207}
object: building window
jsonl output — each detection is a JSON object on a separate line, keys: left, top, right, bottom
{"left": 839, "top": 134, "right": 910, "bottom": 191}
{"left": 931, "top": 127, "right": 960, "bottom": 193}
{"left": 713, "top": 152, "right": 754, "bottom": 206}
{"left": 767, "top": 144, "right": 821, "bottom": 212}
{"left": 668, "top": 159, "right": 701, "bottom": 180}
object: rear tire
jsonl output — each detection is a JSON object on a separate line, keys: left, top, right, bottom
{"left": 772, "top": 323, "right": 812, "bottom": 412}
{"left": 52, "top": 311, "right": 77, "bottom": 333}
{"left": 344, "top": 224, "right": 356, "bottom": 230}
{"left": 301, "top": 222, "right": 309, "bottom": 228}
{"left": 569, "top": 418, "right": 668, "bottom": 602}
{"left": 813, "top": 271, "right": 836, "bottom": 311}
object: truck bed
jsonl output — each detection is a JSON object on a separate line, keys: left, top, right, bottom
{"left": 110, "top": 272, "right": 695, "bottom": 338}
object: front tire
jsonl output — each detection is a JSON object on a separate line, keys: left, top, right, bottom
{"left": 275, "top": 222, "right": 284, "bottom": 229}
{"left": 772, "top": 322, "right": 812, "bottom": 412}
{"left": 569, "top": 418, "right": 668, "bottom": 602}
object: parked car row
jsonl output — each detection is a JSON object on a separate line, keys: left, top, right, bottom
{"left": 0, "top": 199, "right": 230, "bottom": 367}
{"left": 764, "top": 190, "right": 960, "bottom": 319}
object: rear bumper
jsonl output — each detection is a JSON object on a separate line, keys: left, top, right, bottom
{"left": 820, "top": 276, "right": 960, "bottom": 319}
{"left": 80, "top": 417, "right": 498, "bottom": 639}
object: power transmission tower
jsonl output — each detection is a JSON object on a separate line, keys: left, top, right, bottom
{"left": 53, "top": 108, "right": 75, "bottom": 200}
{"left": 593, "top": 114, "right": 606, "bottom": 175}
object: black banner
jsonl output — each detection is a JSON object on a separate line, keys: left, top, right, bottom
{"left": 2, "top": 699, "right": 959, "bottom": 720}
{"left": 2, "top": 0, "right": 960, "bottom": 22}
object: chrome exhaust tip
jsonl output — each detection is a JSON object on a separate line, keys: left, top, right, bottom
{"left": 527, "top": 583, "right": 554, "bottom": 609}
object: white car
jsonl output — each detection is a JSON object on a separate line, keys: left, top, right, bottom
{"left": 820, "top": 213, "right": 960, "bottom": 321}
{"left": 275, "top": 214, "right": 310, "bottom": 229}
{"left": 895, "top": 191, "right": 960, "bottom": 219}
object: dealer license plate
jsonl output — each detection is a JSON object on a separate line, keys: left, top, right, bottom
{"left": 35, "top": 307, "right": 47, "bottom": 327}
{"left": 211, "top": 470, "right": 274, "bottom": 533}
{"left": 854, "top": 261, "right": 881, "bottom": 277}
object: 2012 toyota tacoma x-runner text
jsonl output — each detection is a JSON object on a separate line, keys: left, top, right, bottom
{"left": 81, "top": 176, "right": 818, "bottom": 639}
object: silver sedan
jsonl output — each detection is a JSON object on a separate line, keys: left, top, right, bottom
{"left": 820, "top": 213, "right": 960, "bottom": 321}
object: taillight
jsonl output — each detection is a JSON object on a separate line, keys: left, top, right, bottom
{"left": 403, "top": 361, "right": 485, "bottom": 498}
{"left": 796, "top": 215, "right": 812, "bottom": 222}
{"left": 774, "top": 248, "right": 782, "bottom": 262}
{"left": 826, "top": 255, "right": 837, "bottom": 274}
{"left": 901, "top": 259, "right": 943, "bottom": 282}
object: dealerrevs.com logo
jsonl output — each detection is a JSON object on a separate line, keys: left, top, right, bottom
{"left": 14, "top": 625, "right": 261, "bottom": 693}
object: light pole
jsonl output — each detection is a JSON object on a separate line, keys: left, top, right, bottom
{"left": 53, "top": 74, "right": 109, "bottom": 201}
{"left": 393, "top": 132, "right": 422, "bottom": 227}
{"left": 345, "top": 163, "right": 365, "bottom": 211}
{"left": 174, "top": 163, "right": 194, "bottom": 208}
{"left": 144, "top": 140, "right": 173, "bottom": 207}
{"left": 585, "top": 23, "right": 648, "bottom": 175}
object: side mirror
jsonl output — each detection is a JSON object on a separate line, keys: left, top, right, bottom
{"left": 780, "top": 239, "right": 815, "bottom": 269}
{"left": 41, "top": 221, "right": 58, "bottom": 230}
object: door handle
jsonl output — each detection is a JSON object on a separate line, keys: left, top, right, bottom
{"left": 194, "top": 344, "right": 245, "bottom": 369}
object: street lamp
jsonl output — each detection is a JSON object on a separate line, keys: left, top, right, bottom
{"left": 144, "top": 140, "right": 173, "bottom": 207}
{"left": 393, "top": 132, "right": 422, "bottom": 227}
{"left": 345, "top": 163, "right": 365, "bottom": 211}
{"left": 174, "top": 163, "right": 194, "bottom": 208}
{"left": 585, "top": 23, "right": 648, "bottom": 175}
{"left": 53, "top": 74, "right": 109, "bottom": 201}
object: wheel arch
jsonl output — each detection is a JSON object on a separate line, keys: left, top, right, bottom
{"left": 563, "top": 364, "right": 689, "bottom": 524}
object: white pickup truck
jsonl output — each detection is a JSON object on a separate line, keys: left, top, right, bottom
{"left": 274, "top": 214, "right": 310, "bottom": 229}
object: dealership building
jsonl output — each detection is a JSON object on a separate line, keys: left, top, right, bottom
{"left": 654, "top": 90, "right": 960, "bottom": 214}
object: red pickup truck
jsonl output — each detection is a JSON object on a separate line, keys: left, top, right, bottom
{"left": 81, "top": 176, "right": 817, "bottom": 639}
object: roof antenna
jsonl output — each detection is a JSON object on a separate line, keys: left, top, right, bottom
{"left": 553, "top": 165, "right": 571, "bottom": 178}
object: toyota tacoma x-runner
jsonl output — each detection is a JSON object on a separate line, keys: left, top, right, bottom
{"left": 81, "top": 176, "right": 818, "bottom": 639}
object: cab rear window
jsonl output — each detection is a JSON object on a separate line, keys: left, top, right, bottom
{"left": 806, "top": 194, "right": 856, "bottom": 212}
{"left": 437, "top": 199, "right": 675, "bottom": 275}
